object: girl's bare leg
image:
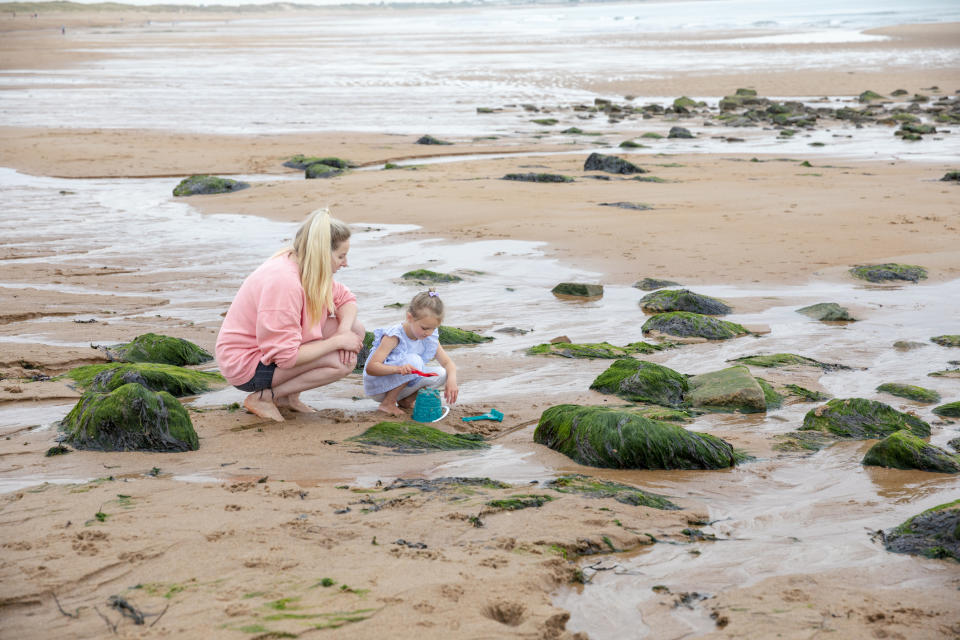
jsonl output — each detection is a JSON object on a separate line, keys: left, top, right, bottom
{"left": 377, "top": 384, "right": 406, "bottom": 417}
{"left": 243, "top": 388, "right": 285, "bottom": 422}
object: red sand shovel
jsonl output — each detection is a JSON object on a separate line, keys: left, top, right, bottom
{"left": 410, "top": 369, "right": 438, "bottom": 377}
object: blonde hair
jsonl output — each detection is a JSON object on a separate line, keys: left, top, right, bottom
{"left": 277, "top": 208, "right": 351, "bottom": 325}
{"left": 409, "top": 288, "right": 444, "bottom": 322}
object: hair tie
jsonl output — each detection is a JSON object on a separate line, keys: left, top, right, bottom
{"left": 428, "top": 291, "right": 439, "bottom": 297}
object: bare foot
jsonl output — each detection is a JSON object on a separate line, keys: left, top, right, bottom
{"left": 397, "top": 395, "right": 416, "bottom": 409}
{"left": 244, "top": 391, "right": 284, "bottom": 422}
{"left": 377, "top": 402, "right": 405, "bottom": 417}
{"left": 276, "top": 394, "right": 316, "bottom": 413}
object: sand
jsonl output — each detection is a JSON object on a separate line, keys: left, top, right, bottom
{"left": 1, "top": 8, "right": 960, "bottom": 640}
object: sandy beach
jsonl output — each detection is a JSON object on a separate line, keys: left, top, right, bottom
{"left": 2, "top": 4, "right": 960, "bottom": 639}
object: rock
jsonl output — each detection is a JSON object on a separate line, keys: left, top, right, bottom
{"left": 305, "top": 163, "right": 344, "bottom": 179}
{"left": 551, "top": 282, "right": 603, "bottom": 298}
{"left": 619, "top": 140, "right": 646, "bottom": 148}
{"left": 799, "top": 398, "right": 930, "bottom": 439}
{"left": 950, "top": 438, "right": 960, "bottom": 453}
{"left": 849, "top": 263, "right": 927, "bottom": 283}
{"left": 633, "top": 277, "right": 681, "bottom": 291}
{"left": 640, "top": 289, "right": 731, "bottom": 315}
{"left": 502, "top": 173, "right": 574, "bottom": 183}
{"left": 672, "top": 96, "right": 699, "bottom": 111}
{"left": 64, "top": 362, "right": 225, "bottom": 396}
{"left": 858, "top": 90, "right": 886, "bottom": 103}
{"left": 528, "top": 341, "right": 672, "bottom": 359}
{"left": 941, "top": 171, "right": 960, "bottom": 182}
{"left": 534, "top": 404, "right": 739, "bottom": 469}
{"left": 531, "top": 118, "right": 559, "bottom": 126}
{"left": 438, "top": 326, "right": 493, "bottom": 345}
{"left": 642, "top": 312, "right": 747, "bottom": 340}
{"left": 687, "top": 365, "right": 766, "bottom": 413}
{"left": 931, "top": 335, "right": 960, "bottom": 347}
{"left": 881, "top": 499, "right": 960, "bottom": 561}
{"left": 172, "top": 175, "right": 249, "bottom": 197}
{"left": 547, "top": 474, "right": 678, "bottom": 509}
{"left": 416, "top": 135, "right": 452, "bottom": 145}
{"left": 933, "top": 401, "right": 960, "bottom": 418}
{"left": 353, "top": 331, "right": 375, "bottom": 373}
{"left": 782, "top": 384, "right": 830, "bottom": 403}
{"left": 590, "top": 358, "right": 688, "bottom": 407}
{"left": 796, "top": 302, "right": 856, "bottom": 322}
{"left": 929, "top": 368, "right": 960, "bottom": 378}
{"left": 863, "top": 431, "right": 960, "bottom": 473}
{"left": 583, "top": 152, "right": 647, "bottom": 175}
{"left": 283, "top": 155, "right": 354, "bottom": 170}
{"left": 61, "top": 383, "right": 198, "bottom": 452}
{"left": 97, "top": 332, "right": 212, "bottom": 365}
{"left": 893, "top": 340, "right": 927, "bottom": 351}
{"left": 401, "top": 269, "right": 462, "bottom": 283}
{"left": 876, "top": 383, "right": 941, "bottom": 403}
{"left": 731, "top": 353, "right": 850, "bottom": 371}
{"left": 599, "top": 202, "right": 652, "bottom": 210}
{"left": 550, "top": 335, "right": 571, "bottom": 344}
{"left": 348, "top": 422, "right": 488, "bottom": 452}
{"left": 667, "top": 126, "right": 694, "bottom": 139}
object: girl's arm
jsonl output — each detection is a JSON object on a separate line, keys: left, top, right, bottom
{"left": 435, "top": 344, "right": 459, "bottom": 404}
{"left": 365, "top": 337, "right": 413, "bottom": 376}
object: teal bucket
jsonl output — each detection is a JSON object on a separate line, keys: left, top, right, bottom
{"left": 411, "top": 388, "right": 449, "bottom": 423}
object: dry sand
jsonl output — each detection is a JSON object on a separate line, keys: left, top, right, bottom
{"left": 1, "top": 10, "right": 960, "bottom": 640}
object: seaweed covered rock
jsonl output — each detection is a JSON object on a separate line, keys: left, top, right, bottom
{"left": 416, "top": 135, "right": 452, "bottom": 145}
{"left": 590, "top": 358, "right": 688, "bottom": 407}
{"left": 730, "top": 353, "right": 850, "bottom": 371}
{"left": 65, "top": 362, "right": 225, "bottom": 396}
{"left": 783, "top": 384, "right": 830, "bottom": 403}
{"left": 61, "top": 383, "right": 198, "bottom": 452}
{"left": 304, "top": 163, "right": 344, "bottom": 179}
{"left": 941, "top": 171, "right": 960, "bottom": 182}
{"left": 858, "top": 90, "right": 886, "bottom": 103}
{"left": 99, "top": 333, "right": 212, "bottom": 365}
{"left": 348, "top": 422, "right": 488, "bottom": 452}
{"left": 881, "top": 499, "right": 960, "bottom": 561}
{"left": 583, "top": 152, "right": 646, "bottom": 175}
{"left": 401, "top": 269, "right": 462, "bottom": 283}
{"left": 800, "top": 398, "right": 930, "bottom": 439}
{"left": 551, "top": 282, "right": 603, "bottom": 298}
{"left": 876, "top": 383, "right": 941, "bottom": 403}
{"left": 172, "top": 175, "right": 249, "bottom": 197}
{"left": 849, "top": 263, "right": 927, "bottom": 283}
{"left": 547, "top": 474, "right": 678, "bottom": 510}
{"left": 634, "top": 277, "right": 681, "bottom": 291}
{"left": 642, "top": 311, "right": 747, "bottom": 340}
{"left": 796, "top": 302, "right": 856, "bottom": 322}
{"left": 438, "top": 326, "right": 493, "bottom": 345}
{"left": 528, "top": 340, "right": 671, "bottom": 359}
{"left": 640, "top": 289, "right": 731, "bottom": 315}
{"left": 667, "top": 126, "right": 694, "bottom": 139}
{"left": 534, "top": 404, "right": 739, "bottom": 470}
{"left": 862, "top": 430, "right": 960, "bottom": 473}
{"left": 687, "top": 365, "right": 766, "bottom": 413}
{"left": 283, "top": 155, "right": 354, "bottom": 170}
{"left": 353, "top": 331, "right": 375, "bottom": 373}
{"left": 503, "top": 173, "right": 574, "bottom": 183}
{"left": 933, "top": 401, "right": 960, "bottom": 418}
{"left": 931, "top": 335, "right": 960, "bottom": 348}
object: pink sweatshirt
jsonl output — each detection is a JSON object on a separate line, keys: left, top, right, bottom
{"left": 215, "top": 254, "right": 357, "bottom": 386}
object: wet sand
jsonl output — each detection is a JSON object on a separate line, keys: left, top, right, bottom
{"left": 2, "top": 9, "right": 960, "bottom": 640}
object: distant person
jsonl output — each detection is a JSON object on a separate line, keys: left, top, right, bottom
{"left": 215, "top": 208, "right": 364, "bottom": 422}
{"left": 61, "top": 26, "right": 65, "bottom": 35}
{"left": 363, "top": 289, "right": 458, "bottom": 416}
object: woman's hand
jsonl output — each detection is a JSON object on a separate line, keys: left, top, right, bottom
{"left": 444, "top": 379, "right": 459, "bottom": 405}
{"left": 334, "top": 331, "right": 363, "bottom": 353}
{"left": 338, "top": 349, "right": 357, "bottom": 366}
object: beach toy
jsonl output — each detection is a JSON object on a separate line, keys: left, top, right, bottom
{"left": 461, "top": 409, "right": 504, "bottom": 422}
{"left": 411, "top": 388, "right": 449, "bottom": 423}
{"left": 410, "top": 369, "right": 438, "bottom": 377}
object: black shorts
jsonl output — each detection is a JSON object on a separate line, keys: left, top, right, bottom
{"left": 235, "top": 362, "right": 277, "bottom": 392}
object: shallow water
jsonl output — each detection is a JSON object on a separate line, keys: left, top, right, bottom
{"left": 0, "top": 164, "right": 958, "bottom": 635}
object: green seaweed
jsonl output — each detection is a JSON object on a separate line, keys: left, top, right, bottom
{"left": 730, "top": 353, "right": 849, "bottom": 371}
{"left": 639, "top": 289, "right": 731, "bottom": 315}
{"left": 799, "top": 398, "right": 930, "bottom": 439}
{"left": 400, "top": 269, "right": 462, "bottom": 283}
{"left": 783, "top": 384, "right": 830, "bottom": 402}
{"left": 348, "top": 422, "right": 489, "bottom": 452}
{"left": 172, "top": 175, "right": 248, "bottom": 197}
{"left": 61, "top": 383, "right": 199, "bottom": 452}
{"left": 849, "top": 263, "right": 927, "bottom": 283}
{"left": 502, "top": 173, "right": 574, "bottom": 183}
{"left": 634, "top": 278, "right": 681, "bottom": 291}
{"left": 590, "top": 358, "right": 688, "bottom": 407}
{"left": 876, "top": 383, "right": 941, "bottom": 403}
{"left": 304, "top": 163, "right": 344, "bottom": 179}
{"left": 485, "top": 494, "right": 554, "bottom": 510}
{"left": 438, "top": 326, "right": 493, "bottom": 345}
{"left": 284, "top": 155, "right": 353, "bottom": 170}
{"left": 551, "top": 282, "right": 603, "bottom": 297}
{"left": 534, "top": 404, "right": 740, "bottom": 470}
{"left": 63, "top": 362, "right": 224, "bottom": 396}
{"left": 642, "top": 311, "right": 747, "bottom": 340}
{"left": 547, "top": 473, "right": 678, "bottom": 510}
{"left": 527, "top": 340, "right": 673, "bottom": 359}
{"left": 932, "top": 401, "right": 960, "bottom": 418}
{"left": 687, "top": 366, "right": 766, "bottom": 413}
{"left": 931, "top": 335, "right": 960, "bottom": 347}
{"left": 862, "top": 430, "right": 960, "bottom": 473}
{"left": 796, "top": 302, "right": 856, "bottom": 322}
{"left": 756, "top": 377, "right": 783, "bottom": 409}
{"left": 101, "top": 333, "right": 212, "bottom": 365}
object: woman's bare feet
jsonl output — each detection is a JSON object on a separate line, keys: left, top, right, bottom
{"left": 243, "top": 389, "right": 284, "bottom": 422}
{"left": 276, "top": 394, "right": 316, "bottom": 413}
{"left": 377, "top": 402, "right": 405, "bottom": 417}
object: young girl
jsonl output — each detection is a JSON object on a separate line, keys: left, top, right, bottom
{"left": 215, "top": 208, "right": 365, "bottom": 422}
{"left": 363, "top": 290, "right": 459, "bottom": 417}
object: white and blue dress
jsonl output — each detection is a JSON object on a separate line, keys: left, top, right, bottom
{"left": 362, "top": 324, "right": 446, "bottom": 400}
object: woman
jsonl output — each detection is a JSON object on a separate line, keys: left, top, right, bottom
{"left": 215, "top": 208, "right": 364, "bottom": 422}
